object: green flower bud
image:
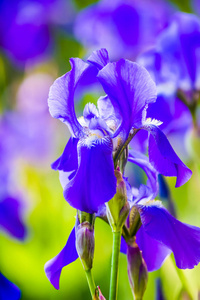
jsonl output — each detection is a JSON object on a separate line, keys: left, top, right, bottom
{"left": 186, "top": 128, "right": 200, "bottom": 162}
{"left": 76, "top": 221, "right": 94, "bottom": 271}
{"left": 127, "top": 240, "right": 148, "bottom": 300}
{"left": 107, "top": 168, "right": 130, "bottom": 232}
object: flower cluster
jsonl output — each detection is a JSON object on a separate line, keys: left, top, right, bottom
{"left": 44, "top": 48, "right": 200, "bottom": 299}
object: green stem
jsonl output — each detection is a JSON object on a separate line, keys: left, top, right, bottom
{"left": 109, "top": 230, "right": 122, "bottom": 300}
{"left": 85, "top": 269, "right": 96, "bottom": 299}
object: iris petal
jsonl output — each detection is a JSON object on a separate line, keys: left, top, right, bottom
{"left": 128, "top": 150, "right": 158, "bottom": 199}
{"left": 48, "top": 58, "right": 90, "bottom": 138}
{"left": 64, "top": 136, "right": 116, "bottom": 213}
{"left": 97, "top": 59, "right": 157, "bottom": 140}
{"left": 44, "top": 227, "right": 78, "bottom": 290}
{"left": 136, "top": 225, "right": 171, "bottom": 272}
{"left": 144, "top": 124, "right": 192, "bottom": 187}
{"left": 87, "top": 48, "right": 110, "bottom": 69}
{"left": 51, "top": 137, "right": 78, "bottom": 172}
{"left": 138, "top": 202, "right": 200, "bottom": 269}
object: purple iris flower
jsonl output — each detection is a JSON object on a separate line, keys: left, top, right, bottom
{"left": 45, "top": 48, "right": 192, "bottom": 289}
{"left": 0, "top": 0, "right": 74, "bottom": 66}
{"left": 48, "top": 48, "right": 191, "bottom": 213}
{"left": 74, "top": 0, "right": 174, "bottom": 61}
{"left": 0, "top": 273, "right": 21, "bottom": 300}
{"left": 120, "top": 153, "right": 200, "bottom": 272}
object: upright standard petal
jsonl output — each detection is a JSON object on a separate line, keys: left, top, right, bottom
{"left": 138, "top": 202, "right": 200, "bottom": 269}
{"left": 48, "top": 58, "right": 90, "bottom": 138}
{"left": 87, "top": 48, "right": 110, "bottom": 69}
{"left": 44, "top": 227, "right": 78, "bottom": 290}
{"left": 97, "top": 60, "right": 157, "bottom": 140}
{"left": 64, "top": 136, "right": 116, "bottom": 213}
{"left": 0, "top": 273, "right": 21, "bottom": 300}
{"left": 144, "top": 124, "right": 192, "bottom": 187}
{"left": 0, "top": 196, "right": 27, "bottom": 240}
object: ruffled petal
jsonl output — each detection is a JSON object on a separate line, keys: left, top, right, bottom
{"left": 64, "top": 136, "right": 116, "bottom": 213}
{"left": 128, "top": 150, "right": 158, "bottom": 199}
{"left": 97, "top": 60, "right": 157, "bottom": 140}
{"left": 83, "top": 103, "right": 99, "bottom": 122}
{"left": 51, "top": 137, "right": 78, "bottom": 172}
{"left": 136, "top": 225, "right": 171, "bottom": 272}
{"left": 137, "top": 202, "right": 200, "bottom": 269}
{"left": 44, "top": 227, "right": 78, "bottom": 290}
{"left": 48, "top": 58, "right": 90, "bottom": 138}
{"left": 0, "top": 273, "right": 21, "bottom": 300}
{"left": 87, "top": 48, "right": 109, "bottom": 69}
{"left": 144, "top": 124, "right": 192, "bottom": 187}
{"left": 0, "top": 196, "right": 27, "bottom": 241}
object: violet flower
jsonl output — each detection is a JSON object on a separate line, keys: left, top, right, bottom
{"left": 120, "top": 152, "right": 200, "bottom": 273}
{"left": 74, "top": 0, "right": 174, "bottom": 61}
{"left": 0, "top": 117, "right": 27, "bottom": 241}
{"left": 138, "top": 12, "right": 200, "bottom": 140}
{"left": 45, "top": 48, "right": 192, "bottom": 289}
{"left": 0, "top": 0, "right": 74, "bottom": 66}
{"left": 0, "top": 273, "right": 21, "bottom": 300}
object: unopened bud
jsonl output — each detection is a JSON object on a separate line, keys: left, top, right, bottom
{"left": 127, "top": 241, "right": 148, "bottom": 300}
{"left": 128, "top": 205, "right": 141, "bottom": 237}
{"left": 94, "top": 286, "right": 106, "bottom": 300}
{"left": 107, "top": 168, "right": 130, "bottom": 232}
{"left": 76, "top": 221, "right": 94, "bottom": 271}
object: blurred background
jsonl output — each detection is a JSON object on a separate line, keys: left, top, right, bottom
{"left": 0, "top": 0, "right": 200, "bottom": 299}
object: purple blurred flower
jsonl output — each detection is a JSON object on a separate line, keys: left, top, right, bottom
{"left": 0, "top": 273, "right": 21, "bottom": 300}
{"left": 0, "top": 116, "right": 27, "bottom": 241}
{"left": 74, "top": 0, "right": 174, "bottom": 60}
{"left": 0, "top": 0, "right": 74, "bottom": 66}
{"left": 138, "top": 12, "right": 200, "bottom": 95}
{"left": 138, "top": 12, "right": 200, "bottom": 142}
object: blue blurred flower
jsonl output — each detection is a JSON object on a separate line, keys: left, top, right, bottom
{"left": 74, "top": 0, "right": 174, "bottom": 61}
{"left": 0, "top": 0, "right": 74, "bottom": 66}
{"left": 0, "top": 117, "right": 27, "bottom": 241}
{"left": 0, "top": 273, "right": 21, "bottom": 300}
{"left": 138, "top": 12, "right": 200, "bottom": 143}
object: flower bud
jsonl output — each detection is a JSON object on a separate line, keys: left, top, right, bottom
{"left": 128, "top": 205, "right": 141, "bottom": 237}
{"left": 107, "top": 168, "right": 130, "bottom": 232}
{"left": 127, "top": 241, "right": 148, "bottom": 300}
{"left": 94, "top": 286, "right": 106, "bottom": 300}
{"left": 76, "top": 221, "right": 94, "bottom": 271}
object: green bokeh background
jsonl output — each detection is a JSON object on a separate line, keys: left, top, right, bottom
{"left": 1, "top": 0, "right": 200, "bottom": 299}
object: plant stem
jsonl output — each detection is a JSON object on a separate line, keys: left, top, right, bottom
{"left": 109, "top": 230, "right": 122, "bottom": 300}
{"left": 85, "top": 269, "right": 96, "bottom": 299}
